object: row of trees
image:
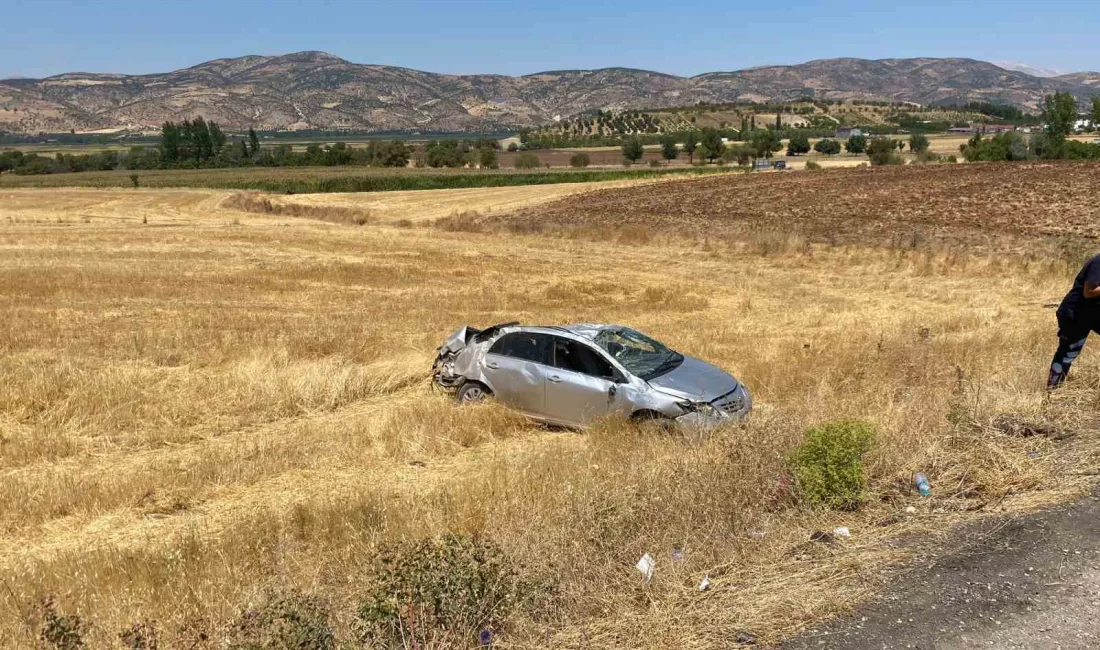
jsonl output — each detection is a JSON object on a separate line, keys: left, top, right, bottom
{"left": 962, "top": 93, "right": 1100, "bottom": 162}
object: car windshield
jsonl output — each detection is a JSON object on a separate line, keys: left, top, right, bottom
{"left": 593, "top": 327, "right": 683, "bottom": 380}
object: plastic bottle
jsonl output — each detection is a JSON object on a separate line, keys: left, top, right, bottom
{"left": 914, "top": 472, "right": 931, "bottom": 496}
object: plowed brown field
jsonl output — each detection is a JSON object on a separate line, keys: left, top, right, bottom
{"left": 504, "top": 162, "right": 1100, "bottom": 244}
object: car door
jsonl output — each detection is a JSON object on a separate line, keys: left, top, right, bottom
{"left": 544, "top": 336, "right": 621, "bottom": 427}
{"left": 481, "top": 332, "right": 552, "bottom": 416}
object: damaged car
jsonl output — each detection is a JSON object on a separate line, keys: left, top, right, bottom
{"left": 432, "top": 323, "right": 751, "bottom": 429}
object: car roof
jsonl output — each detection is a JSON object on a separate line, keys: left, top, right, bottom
{"left": 505, "top": 323, "right": 617, "bottom": 341}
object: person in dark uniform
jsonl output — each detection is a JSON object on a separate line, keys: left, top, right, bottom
{"left": 1049, "top": 254, "right": 1100, "bottom": 389}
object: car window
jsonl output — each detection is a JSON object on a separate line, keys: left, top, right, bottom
{"left": 593, "top": 327, "right": 682, "bottom": 380}
{"left": 488, "top": 332, "right": 550, "bottom": 364}
{"left": 551, "top": 337, "right": 617, "bottom": 380}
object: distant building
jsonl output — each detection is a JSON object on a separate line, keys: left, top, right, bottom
{"left": 836, "top": 127, "right": 863, "bottom": 139}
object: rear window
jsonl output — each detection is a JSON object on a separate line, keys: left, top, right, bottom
{"left": 488, "top": 332, "right": 550, "bottom": 364}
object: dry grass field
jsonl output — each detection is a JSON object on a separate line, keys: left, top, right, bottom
{"left": 1, "top": 165, "right": 1099, "bottom": 649}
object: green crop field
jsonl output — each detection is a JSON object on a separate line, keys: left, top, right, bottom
{"left": 0, "top": 164, "right": 738, "bottom": 193}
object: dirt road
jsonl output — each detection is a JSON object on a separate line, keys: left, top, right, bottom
{"left": 779, "top": 485, "right": 1100, "bottom": 649}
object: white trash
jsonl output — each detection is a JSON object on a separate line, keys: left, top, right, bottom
{"left": 833, "top": 526, "right": 851, "bottom": 538}
{"left": 636, "top": 553, "right": 655, "bottom": 584}
{"left": 698, "top": 575, "right": 711, "bottom": 591}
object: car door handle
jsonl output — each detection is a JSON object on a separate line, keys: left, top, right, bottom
{"left": 548, "top": 375, "right": 562, "bottom": 383}
{"left": 486, "top": 361, "right": 499, "bottom": 369}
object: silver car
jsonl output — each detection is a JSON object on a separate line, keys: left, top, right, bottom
{"left": 432, "top": 323, "right": 751, "bottom": 429}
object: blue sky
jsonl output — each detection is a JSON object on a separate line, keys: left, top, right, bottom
{"left": 3, "top": 0, "right": 1097, "bottom": 79}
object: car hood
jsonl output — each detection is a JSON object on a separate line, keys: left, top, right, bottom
{"left": 646, "top": 355, "right": 740, "bottom": 403}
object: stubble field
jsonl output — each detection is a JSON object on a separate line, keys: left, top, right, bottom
{"left": 1, "top": 164, "right": 1098, "bottom": 648}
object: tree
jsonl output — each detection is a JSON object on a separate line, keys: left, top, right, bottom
{"left": 660, "top": 135, "right": 679, "bottom": 162}
{"left": 681, "top": 130, "right": 699, "bottom": 163}
{"left": 776, "top": 112, "right": 782, "bottom": 130}
{"left": 192, "top": 117, "right": 213, "bottom": 163}
{"left": 179, "top": 120, "right": 195, "bottom": 163}
{"left": 723, "top": 143, "right": 755, "bottom": 166}
{"left": 751, "top": 129, "right": 782, "bottom": 158}
{"left": 1092, "top": 97, "right": 1100, "bottom": 132}
{"left": 208, "top": 122, "right": 226, "bottom": 155}
{"left": 248, "top": 128, "right": 261, "bottom": 157}
{"left": 1042, "top": 91, "right": 1078, "bottom": 152}
{"left": 506, "top": 142, "right": 519, "bottom": 152}
{"left": 515, "top": 152, "right": 541, "bottom": 169}
{"left": 845, "top": 134, "right": 868, "bottom": 154}
{"left": 787, "top": 132, "right": 811, "bottom": 156}
{"left": 814, "top": 138, "right": 841, "bottom": 156}
{"left": 699, "top": 128, "right": 725, "bottom": 162}
{"left": 569, "top": 152, "right": 590, "bottom": 168}
{"left": 160, "top": 121, "right": 180, "bottom": 164}
{"left": 622, "top": 137, "right": 644, "bottom": 164}
{"left": 909, "top": 133, "right": 929, "bottom": 154}
{"left": 478, "top": 146, "right": 498, "bottom": 169}
{"left": 867, "top": 137, "right": 902, "bottom": 165}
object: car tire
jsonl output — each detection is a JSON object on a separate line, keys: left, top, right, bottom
{"left": 631, "top": 410, "right": 673, "bottom": 433}
{"left": 456, "top": 381, "right": 491, "bottom": 404}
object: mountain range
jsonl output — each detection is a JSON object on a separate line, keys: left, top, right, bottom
{"left": 1, "top": 52, "right": 1097, "bottom": 135}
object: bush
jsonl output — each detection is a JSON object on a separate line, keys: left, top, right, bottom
{"left": 867, "top": 137, "right": 903, "bottom": 166}
{"left": 514, "top": 152, "right": 541, "bottom": 169}
{"left": 227, "top": 590, "right": 334, "bottom": 650}
{"left": 358, "top": 535, "right": 535, "bottom": 647}
{"left": 804, "top": 160, "right": 822, "bottom": 171}
{"left": 791, "top": 420, "right": 876, "bottom": 509}
{"left": 569, "top": 152, "right": 590, "bottom": 168}
{"left": 39, "top": 598, "right": 86, "bottom": 650}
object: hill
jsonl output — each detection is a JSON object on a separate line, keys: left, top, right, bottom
{"left": 0, "top": 52, "right": 1096, "bottom": 135}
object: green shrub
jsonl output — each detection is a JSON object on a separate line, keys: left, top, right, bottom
{"left": 791, "top": 420, "right": 876, "bottom": 509}
{"left": 39, "top": 598, "right": 86, "bottom": 650}
{"left": 514, "top": 152, "right": 541, "bottom": 169}
{"left": 804, "top": 160, "right": 822, "bottom": 171}
{"left": 358, "top": 535, "right": 537, "bottom": 647}
{"left": 569, "top": 152, "right": 590, "bottom": 168}
{"left": 227, "top": 590, "right": 334, "bottom": 650}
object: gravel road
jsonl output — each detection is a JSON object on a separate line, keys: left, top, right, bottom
{"left": 779, "top": 486, "right": 1100, "bottom": 649}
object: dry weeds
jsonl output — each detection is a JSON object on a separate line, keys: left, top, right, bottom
{"left": 0, "top": 173, "right": 1097, "bottom": 648}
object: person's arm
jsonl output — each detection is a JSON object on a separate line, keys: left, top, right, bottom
{"left": 1086, "top": 262, "right": 1100, "bottom": 299}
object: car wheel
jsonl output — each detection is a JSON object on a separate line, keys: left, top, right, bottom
{"left": 631, "top": 410, "right": 674, "bottom": 433}
{"left": 456, "top": 381, "right": 491, "bottom": 404}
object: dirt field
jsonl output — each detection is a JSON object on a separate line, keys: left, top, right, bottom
{"left": 1, "top": 166, "right": 1098, "bottom": 648}
{"left": 502, "top": 161, "right": 1100, "bottom": 245}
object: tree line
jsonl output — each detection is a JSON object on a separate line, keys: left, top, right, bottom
{"left": 963, "top": 93, "right": 1100, "bottom": 162}
{"left": 0, "top": 119, "right": 414, "bottom": 175}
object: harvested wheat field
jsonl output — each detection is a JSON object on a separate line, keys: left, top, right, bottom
{"left": 1, "top": 164, "right": 1099, "bottom": 649}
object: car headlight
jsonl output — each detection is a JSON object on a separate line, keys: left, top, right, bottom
{"left": 676, "top": 399, "right": 702, "bottom": 412}
{"left": 676, "top": 399, "right": 721, "bottom": 417}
